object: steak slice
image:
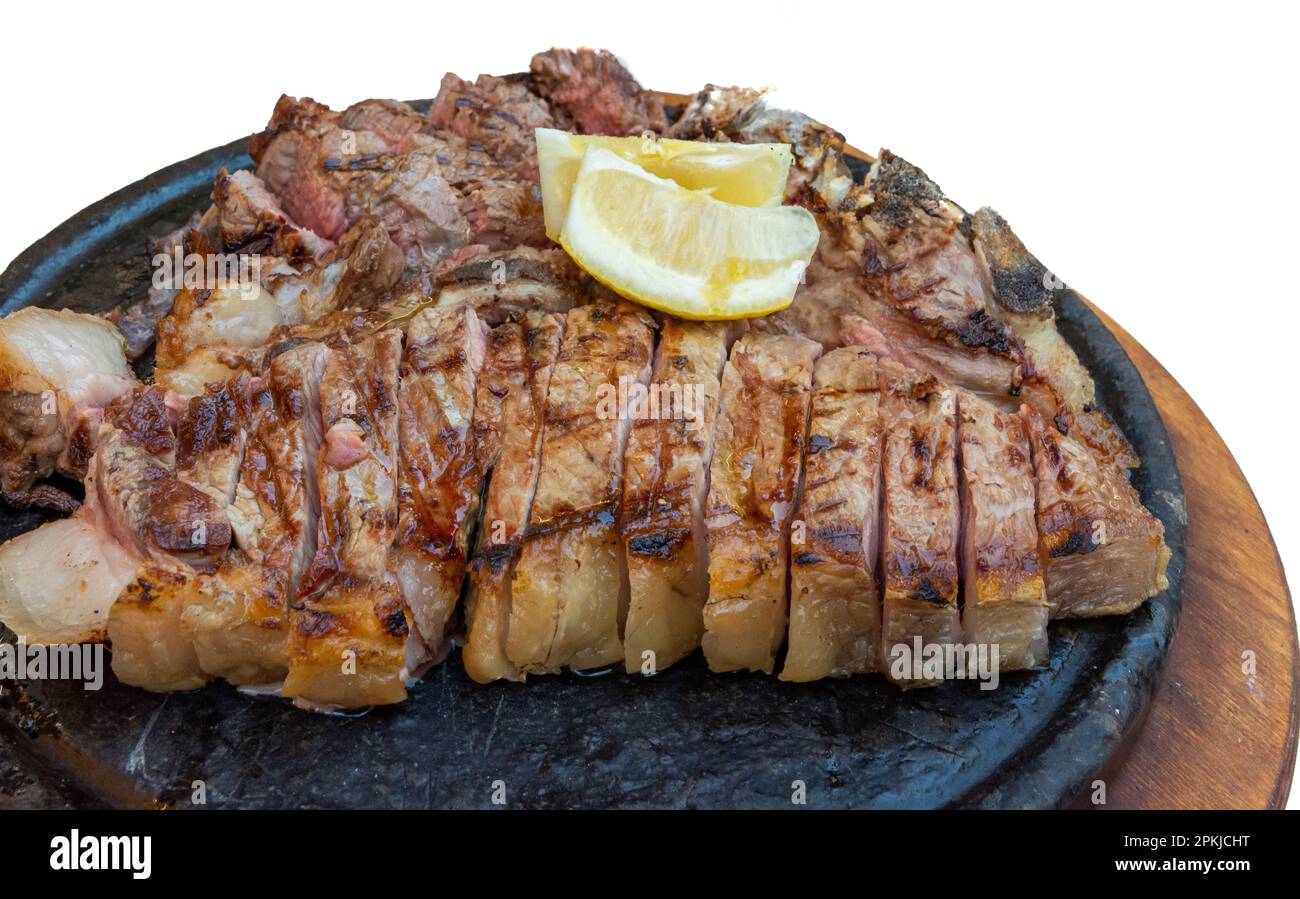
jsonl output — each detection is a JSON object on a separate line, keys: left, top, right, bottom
{"left": 427, "top": 72, "right": 557, "bottom": 180}
{"left": 434, "top": 246, "right": 586, "bottom": 326}
{"left": 955, "top": 391, "right": 1048, "bottom": 671}
{"left": 212, "top": 167, "right": 332, "bottom": 262}
{"left": 529, "top": 48, "right": 667, "bottom": 137}
{"left": 506, "top": 300, "right": 655, "bottom": 673}
{"left": 781, "top": 347, "right": 884, "bottom": 682}
{"left": 1023, "top": 408, "right": 1170, "bottom": 617}
{"left": 103, "top": 386, "right": 240, "bottom": 692}
{"left": 284, "top": 330, "right": 409, "bottom": 707}
{"left": 879, "top": 362, "right": 961, "bottom": 686}
{"left": 181, "top": 343, "right": 329, "bottom": 686}
{"left": 462, "top": 312, "right": 566, "bottom": 683}
{"left": 393, "top": 305, "right": 489, "bottom": 663}
{"left": 703, "top": 333, "right": 821, "bottom": 673}
{"left": 621, "top": 319, "right": 730, "bottom": 674}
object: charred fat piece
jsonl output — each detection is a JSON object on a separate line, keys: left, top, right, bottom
{"left": 621, "top": 320, "right": 729, "bottom": 674}
{"left": 780, "top": 348, "right": 883, "bottom": 682}
{"left": 879, "top": 363, "right": 960, "bottom": 686}
{"left": 507, "top": 300, "right": 654, "bottom": 673}
{"left": 462, "top": 312, "right": 566, "bottom": 683}
{"left": 393, "top": 306, "right": 489, "bottom": 663}
{"left": 1023, "top": 408, "right": 1170, "bottom": 617}
{"left": 703, "top": 334, "right": 821, "bottom": 674}
{"left": 955, "top": 392, "right": 1048, "bottom": 671}
{"left": 181, "top": 343, "right": 329, "bottom": 686}
{"left": 284, "top": 330, "right": 410, "bottom": 707}
{"left": 0, "top": 510, "right": 136, "bottom": 645}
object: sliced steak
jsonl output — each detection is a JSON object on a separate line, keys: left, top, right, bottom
{"left": 434, "top": 246, "right": 586, "bottom": 326}
{"left": 103, "top": 386, "right": 242, "bottom": 692}
{"left": 529, "top": 48, "right": 667, "bottom": 137}
{"left": 703, "top": 333, "right": 821, "bottom": 674}
{"left": 781, "top": 347, "right": 884, "bottom": 682}
{"left": 213, "top": 167, "right": 332, "bottom": 262}
{"left": 506, "top": 300, "right": 655, "bottom": 673}
{"left": 181, "top": 342, "right": 329, "bottom": 686}
{"left": 621, "top": 319, "right": 730, "bottom": 674}
{"left": 970, "top": 206, "right": 1137, "bottom": 468}
{"left": 1023, "top": 407, "right": 1170, "bottom": 617}
{"left": 393, "top": 306, "right": 489, "bottom": 663}
{"left": 284, "top": 330, "right": 409, "bottom": 707}
{"left": 462, "top": 312, "right": 566, "bottom": 683}
{"left": 427, "top": 72, "right": 556, "bottom": 180}
{"left": 879, "top": 362, "right": 961, "bottom": 686}
{"left": 956, "top": 391, "right": 1048, "bottom": 671}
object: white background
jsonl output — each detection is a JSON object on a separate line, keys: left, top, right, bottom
{"left": 1, "top": 1, "right": 1296, "bottom": 805}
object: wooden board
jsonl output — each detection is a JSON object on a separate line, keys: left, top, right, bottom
{"left": 1080, "top": 302, "right": 1298, "bottom": 809}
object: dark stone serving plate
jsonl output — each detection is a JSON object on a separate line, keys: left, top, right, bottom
{"left": 0, "top": 124, "right": 1186, "bottom": 810}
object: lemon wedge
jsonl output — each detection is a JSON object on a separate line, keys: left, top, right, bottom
{"left": 559, "top": 146, "right": 819, "bottom": 320}
{"left": 537, "top": 128, "right": 793, "bottom": 241}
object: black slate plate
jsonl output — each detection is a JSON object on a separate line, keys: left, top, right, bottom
{"left": 0, "top": 128, "right": 1187, "bottom": 810}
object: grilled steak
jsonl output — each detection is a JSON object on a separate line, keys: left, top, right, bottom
{"left": 1024, "top": 408, "right": 1170, "bottom": 617}
{"left": 879, "top": 362, "right": 961, "bottom": 686}
{"left": 529, "top": 48, "right": 667, "bottom": 137}
{"left": 284, "top": 330, "right": 409, "bottom": 707}
{"left": 506, "top": 300, "right": 654, "bottom": 673}
{"left": 0, "top": 47, "right": 1177, "bottom": 709}
{"left": 180, "top": 342, "right": 328, "bottom": 686}
{"left": 434, "top": 246, "right": 586, "bottom": 326}
{"left": 103, "top": 387, "right": 238, "bottom": 692}
{"left": 213, "top": 167, "right": 332, "bottom": 262}
{"left": 393, "top": 305, "right": 489, "bottom": 663}
{"left": 970, "top": 207, "right": 1137, "bottom": 468}
{"left": 621, "top": 319, "right": 730, "bottom": 674}
{"left": 781, "top": 347, "right": 884, "bottom": 682}
{"left": 703, "top": 333, "right": 821, "bottom": 674}
{"left": 462, "top": 312, "right": 566, "bottom": 683}
{"left": 956, "top": 391, "right": 1048, "bottom": 670}
{"left": 152, "top": 219, "right": 402, "bottom": 377}
{"left": 427, "top": 72, "right": 557, "bottom": 180}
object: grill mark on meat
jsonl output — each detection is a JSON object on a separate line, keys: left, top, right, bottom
{"left": 462, "top": 311, "right": 565, "bottom": 684}
{"left": 621, "top": 320, "right": 729, "bottom": 672}
{"left": 879, "top": 360, "right": 960, "bottom": 685}
{"left": 507, "top": 300, "right": 654, "bottom": 674}
{"left": 393, "top": 305, "right": 489, "bottom": 662}
{"left": 704, "top": 333, "right": 820, "bottom": 674}
{"left": 285, "top": 329, "right": 409, "bottom": 707}
{"left": 1023, "top": 407, "right": 1169, "bottom": 618}
{"left": 780, "top": 347, "right": 883, "bottom": 681}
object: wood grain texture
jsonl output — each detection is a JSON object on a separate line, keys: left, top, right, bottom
{"left": 1082, "top": 302, "right": 1298, "bottom": 809}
